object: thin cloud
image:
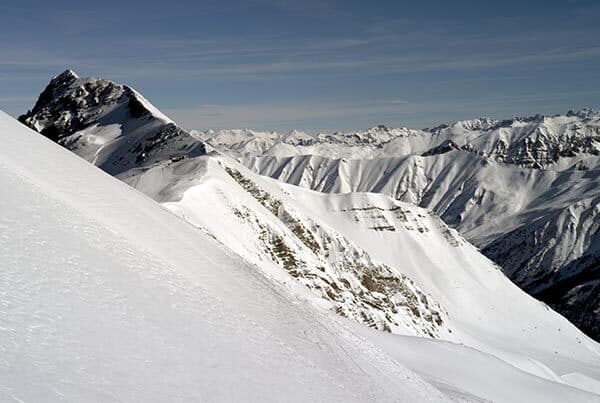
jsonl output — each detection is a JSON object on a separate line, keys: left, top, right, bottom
{"left": 1, "top": 24, "right": 599, "bottom": 81}
{"left": 165, "top": 88, "right": 600, "bottom": 132}
{"left": 166, "top": 99, "right": 414, "bottom": 131}
{"left": 0, "top": 96, "right": 35, "bottom": 103}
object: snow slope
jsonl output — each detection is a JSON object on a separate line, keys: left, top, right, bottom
{"left": 219, "top": 112, "right": 600, "bottom": 341}
{"left": 0, "top": 110, "right": 452, "bottom": 402}
{"left": 123, "top": 155, "right": 600, "bottom": 376}
{"left": 352, "top": 322, "right": 600, "bottom": 403}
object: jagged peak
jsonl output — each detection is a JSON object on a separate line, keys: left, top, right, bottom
{"left": 450, "top": 117, "right": 499, "bottom": 131}
{"left": 567, "top": 108, "right": 599, "bottom": 119}
{"left": 365, "top": 124, "right": 390, "bottom": 132}
{"left": 51, "top": 69, "right": 79, "bottom": 84}
{"left": 19, "top": 71, "right": 182, "bottom": 145}
{"left": 281, "top": 129, "right": 313, "bottom": 143}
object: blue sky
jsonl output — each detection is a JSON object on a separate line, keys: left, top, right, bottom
{"left": 1, "top": 0, "right": 599, "bottom": 131}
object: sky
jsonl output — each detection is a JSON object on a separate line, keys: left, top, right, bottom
{"left": 1, "top": 0, "right": 599, "bottom": 132}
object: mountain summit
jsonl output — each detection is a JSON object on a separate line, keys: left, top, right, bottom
{"left": 19, "top": 69, "right": 205, "bottom": 176}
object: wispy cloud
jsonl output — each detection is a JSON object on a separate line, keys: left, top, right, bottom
{"left": 166, "top": 98, "right": 414, "bottom": 131}
{"left": 1, "top": 1, "right": 598, "bottom": 130}
{"left": 2, "top": 22, "right": 599, "bottom": 81}
{"left": 166, "top": 87, "right": 600, "bottom": 132}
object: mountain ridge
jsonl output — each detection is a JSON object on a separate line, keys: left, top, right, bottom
{"left": 198, "top": 108, "right": 599, "bottom": 169}
{"left": 198, "top": 109, "right": 600, "bottom": 341}
{"left": 18, "top": 69, "right": 204, "bottom": 176}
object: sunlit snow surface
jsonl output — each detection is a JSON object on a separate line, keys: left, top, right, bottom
{"left": 0, "top": 111, "right": 448, "bottom": 402}
{"left": 216, "top": 114, "right": 600, "bottom": 341}
{"left": 126, "top": 152, "right": 600, "bottom": 402}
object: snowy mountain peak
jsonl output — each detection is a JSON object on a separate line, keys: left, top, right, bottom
{"left": 206, "top": 110, "right": 600, "bottom": 168}
{"left": 280, "top": 129, "right": 314, "bottom": 144}
{"left": 53, "top": 68, "right": 79, "bottom": 82}
{"left": 447, "top": 117, "right": 499, "bottom": 132}
{"left": 567, "top": 107, "right": 600, "bottom": 120}
{"left": 122, "top": 85, "right": 174, "bottom": 124}
{"left": 19, "top": 70, "right": 205, "bottom": 175}
{"left": 20, "top": 71, "right": 125, "bottom": 138}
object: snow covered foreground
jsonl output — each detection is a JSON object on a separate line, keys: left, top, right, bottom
{"left": 0, "top": 111, "right": 452, "bottom": 401}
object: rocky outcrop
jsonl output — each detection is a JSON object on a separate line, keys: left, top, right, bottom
{"left": 19, "top": 69, "right": 205, "bottom": 175}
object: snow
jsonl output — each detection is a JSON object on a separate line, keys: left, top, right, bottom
{"left": 127, "top": 157, "right": 449, "bottom": 337}
{"left": 352, "top": 323, "right": 600, "bottom": 403}
{"left": 231, "top": 114, "right": 600, "bottom": 340}
{"left": 18, "top": 72, "right": 204, "bottom": 176}
{"left": 562, "top": 373, "right": 600, "bottom": 395}
{"left": 122, "top": 151, "right": 600, "bottom": 399}
{"left": 0, "top": 111, "right": 449, "bottom": 402}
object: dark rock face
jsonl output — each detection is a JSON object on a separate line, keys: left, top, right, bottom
{"left": 124, "top": 86, "right": 151, "bottom": 119}
{"left": 19, "top": 69, "right": 206, "bottom": 176}
{"left": 19, "top": 70, "right": 126, "bottom": 141}
{"left": 421, "top": 140, "right": 460, "bottom": 156}
{"left": 425, "top": 112, "right": 600, "bottom": 169}
{"left": 535, "top": 255, "right": 600, "bottom": 341}
{"left": 27, "top": 70, "right": 79, "bottom": 115}
{"left": 498, "top": 127, "right": 600, "bottom": 168}
{"left": 494, "top": 116, "right": 599, "bottom": 168}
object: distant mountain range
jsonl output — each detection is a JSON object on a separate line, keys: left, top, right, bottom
{"left": 195, "top": 110, "right": 600, "bottom": 341}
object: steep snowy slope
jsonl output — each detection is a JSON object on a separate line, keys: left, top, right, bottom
{"left": 217, "top": 112, "right": 600, "bottom": 341}
{"left": 123, "top": 154, "right": 600, "bottom": 364}
{"left": 0, "top": 110, "right": 453, "bottom": 402}
{"left": 123, "top": 153, "right": 600, "bottom": 400}
{"left": 352, "top": 323, "right": 600, "bottom": 403}
{"left": 120, "top": 147, "right": 600, "bottom": 400}
{"left": 124, "top": 156, "right": 449, "bottom": 338}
